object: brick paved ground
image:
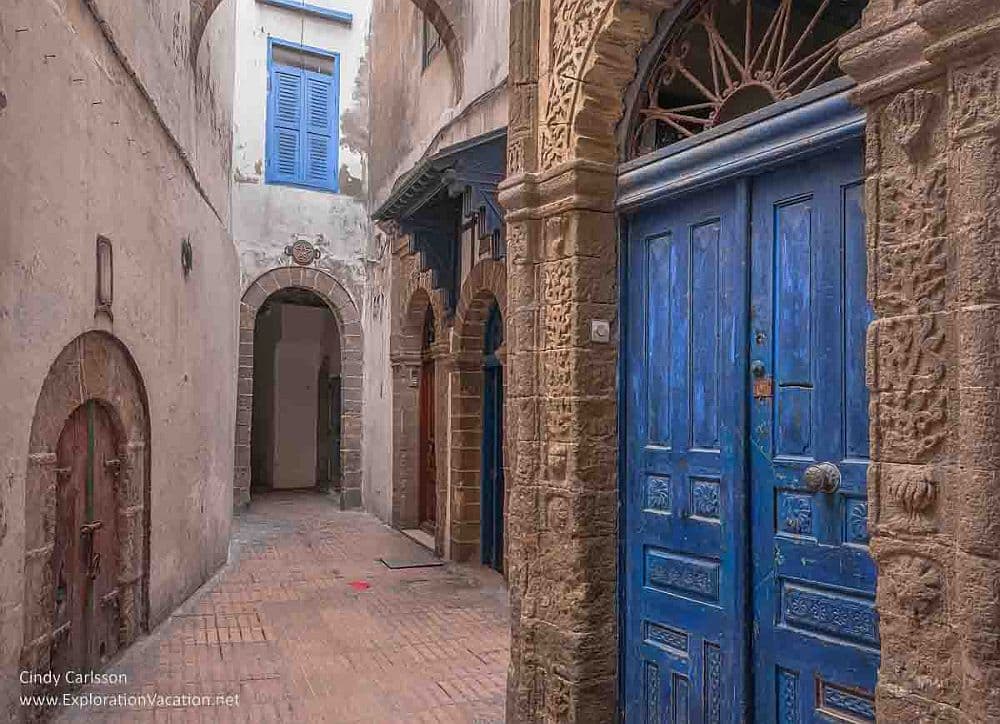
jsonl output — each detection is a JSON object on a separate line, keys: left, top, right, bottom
{"left": 50, "top": 491, "right": 509, "bottom": 723}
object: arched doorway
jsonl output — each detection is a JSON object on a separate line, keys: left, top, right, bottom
{"left": 250, "top": 287, "right": 342, "bottom": 494}
{"left": 21, "top": 332, "right": 149, "bottom": 696}
{"left": 619, "top": 0, "right": 873, "bottom": 720}
{"left": 391, "top": 283, "right": 447, "bottom": 545}
{"left": 480, "top": 302, "right": 504, "bottom": 573}
{"left": 235, "top": 267, "right": 363, "bottom": 509}
{"left": 449, "top": 260, "right": 507, "bottom": 565}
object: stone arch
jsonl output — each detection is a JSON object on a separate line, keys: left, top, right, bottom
{"left": 190, "top": 0, "right": 226, "bottom": 66}
{"left": 407, "top": 0, "right": 465, "bottom": 100}
{"left": 539, "top": 0, "right": 680, "bottom": 171}
{"left": 397, "top": 262, "right": 450, "bottom": 346}
{"left": 20, "top": 332, "right": 150, "bottom": 681}
{"left": 235, "top": 267, "right": 363, "bottom": 509}
{"left": 449, "top": 259, "right": 507, "bottom": 562}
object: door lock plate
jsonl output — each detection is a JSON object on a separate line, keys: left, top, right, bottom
{"left": 753, "top": 376, "right": 774, "bottom": 399}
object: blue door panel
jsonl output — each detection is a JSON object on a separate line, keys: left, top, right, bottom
{"left": 625, "top": 183, "right": 749, "bottom": 724}
{"left": 624, "top": 140, "right": 875, "bottom": 721}
{"left": 750, "top": 145, "right": 876, "bottom": 723}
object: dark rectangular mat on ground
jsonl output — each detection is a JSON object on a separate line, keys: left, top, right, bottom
{"left": 379, "top": 556, "right": 445, "bottom": 570}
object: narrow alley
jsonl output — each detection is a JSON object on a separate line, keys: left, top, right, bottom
{"left": 53, "top": 493, "right": 508, "bottom": 723}
{"left": 7, "top": 0, "right": 1000, "bottom": 721}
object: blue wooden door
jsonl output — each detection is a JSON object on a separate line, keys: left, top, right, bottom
{"left": 749, "top": 148, "right": 876, "bottom": 722}
{"left": 625, "top": 182, "right": 750, "bottom": 723}
{"left": 482, "top": 303, "right": 505, "bottom": 572}
{"left": 623, "top": 140, "right": 874, "bottom": 722}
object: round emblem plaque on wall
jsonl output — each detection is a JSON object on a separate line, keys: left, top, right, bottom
{"left": 285, "top": 239, "right": 320, "bottom": 266}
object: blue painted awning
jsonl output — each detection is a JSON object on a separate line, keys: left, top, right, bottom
{"left": 373, "top": 128, "right": 507, "bottom": 315}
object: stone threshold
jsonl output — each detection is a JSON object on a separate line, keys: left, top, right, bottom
{"left": 402, "top": 528, "right": 436, "bottom": 551}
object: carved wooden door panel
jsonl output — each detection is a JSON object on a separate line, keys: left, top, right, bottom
{"left": 89, "top": 401, "right": 121, "bottom": 666}
{"left": 419, "top": 360, "right": 437, "bottom": 529}
{"left": 52, "top": 405, "right": 89, "bottom": 675}
{"left": 749, "top": 145, "right": 877, "bottom": 722}
{"left": 52, "top": 401, "right": 121, "bottom": 676}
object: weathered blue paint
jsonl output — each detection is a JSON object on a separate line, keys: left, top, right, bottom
{"left": 620, "top": 84, "right": 875, "bottom": 721}
{"left": 481, "top": 302, "right": 504, "bottom": 572}
{"left": 749, "top": 146, "right": 876, "bottom": 723}
{"left": 265, "top": 38, "right": 340, "bottom": 193}
{"left": 624, "top": 180, "right": 751, "bottom": 723}
{"left": 257, "top": 0, "right": 354, "bottom": 26}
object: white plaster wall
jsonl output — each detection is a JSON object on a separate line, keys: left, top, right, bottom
{"left": 0, "top": 0, "right": 238, "bottom": 715}
{"left": 272, "top": 305, "right": 325, "bottom": 488}
{"left": 361, "top": 235, "right": 393, "bottom": 522}
{"left": 231, "top": 0, "right": 370, "bottom": 292}
{"left": 369, "top": 0, "right": 509, "bottom": 208}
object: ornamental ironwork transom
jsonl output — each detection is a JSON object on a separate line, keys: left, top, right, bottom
{"left": 628, "top": 0, "right": 864, "bottom": 159}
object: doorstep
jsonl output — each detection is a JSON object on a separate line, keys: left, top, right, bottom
{"left": 402, "top": 528, "right": 435, "bottom": 551}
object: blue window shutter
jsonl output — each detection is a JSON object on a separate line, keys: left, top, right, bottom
{"left": 303, "top": 70, "right": 337, "bottom": 190}
{"left": 266, "top": 43, "right": 339, "bottom": 192}
{"left": 268, "top": 65, "right": 304, "bottom": 183}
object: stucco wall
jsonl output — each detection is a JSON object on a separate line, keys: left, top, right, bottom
{"left": 368, "top": 0, "right": 509, "bottom": 208}
{"left": 0, "top": 0, "right": 238, "bottom": 716}
{"left": 231, "top": 0, "right": 370, "bottom": 294}
{"left": 361, "top": 231, "right": 394, "bottom": 522}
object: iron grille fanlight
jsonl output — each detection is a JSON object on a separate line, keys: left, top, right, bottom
{"left": 628, "top": 0, "right": 864, "bottom": 159}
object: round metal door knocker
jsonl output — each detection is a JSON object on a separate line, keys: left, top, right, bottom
{"left": 803, "top": 462, "right": 842, "bottom": 494}
{"left": 285, "top": 239, "right": 320, "bottom": 266}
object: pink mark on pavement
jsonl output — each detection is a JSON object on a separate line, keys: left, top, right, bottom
{"left": 348, "top": 580, "right": 370, "bottom": 591}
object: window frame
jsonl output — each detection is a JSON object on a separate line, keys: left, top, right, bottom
{"left": 422, "top": 14, "right": 443, "bottom": 70}
{"left": 265, "top": 36, "right": 341, "bottom": 193}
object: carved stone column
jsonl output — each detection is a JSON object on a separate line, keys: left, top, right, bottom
{"left": 431, "top": 338, "right": 452, "bottom": 555}
{"left": 504, "top": 1, "right": 545, "bottom": 721}
{"left": 502, "top": 0, "right": 672, "bottom": 720}
{"left": 841, "top": 0, "right": 1000, "bottom": 719}
{"left": 390, "top": 349, "right": 422, "bottom": 529}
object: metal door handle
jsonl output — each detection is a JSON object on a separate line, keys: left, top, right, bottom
{"left": 803, "top": 462, "right": 841, "bottom": 494}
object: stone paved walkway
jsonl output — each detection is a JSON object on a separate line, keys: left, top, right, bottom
{"left": 52, "top": 492, "right": 509, "bottom": 723}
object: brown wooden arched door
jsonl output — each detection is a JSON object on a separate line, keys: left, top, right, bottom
{"left": 418, "top": 304, "right": 437, "bottom": 533}
{"left": 51, "top": 400, "right": 122, "bottom": 676}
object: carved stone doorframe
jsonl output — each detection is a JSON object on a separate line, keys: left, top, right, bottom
{"left": 390, "top": 280, "right": 450, "bottom": 547}
{"left": 840, "top": 1, "right": 1000, "bottom": 719}
{"left": 501, "top": 0, "right": 1000, "bottom": 720}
